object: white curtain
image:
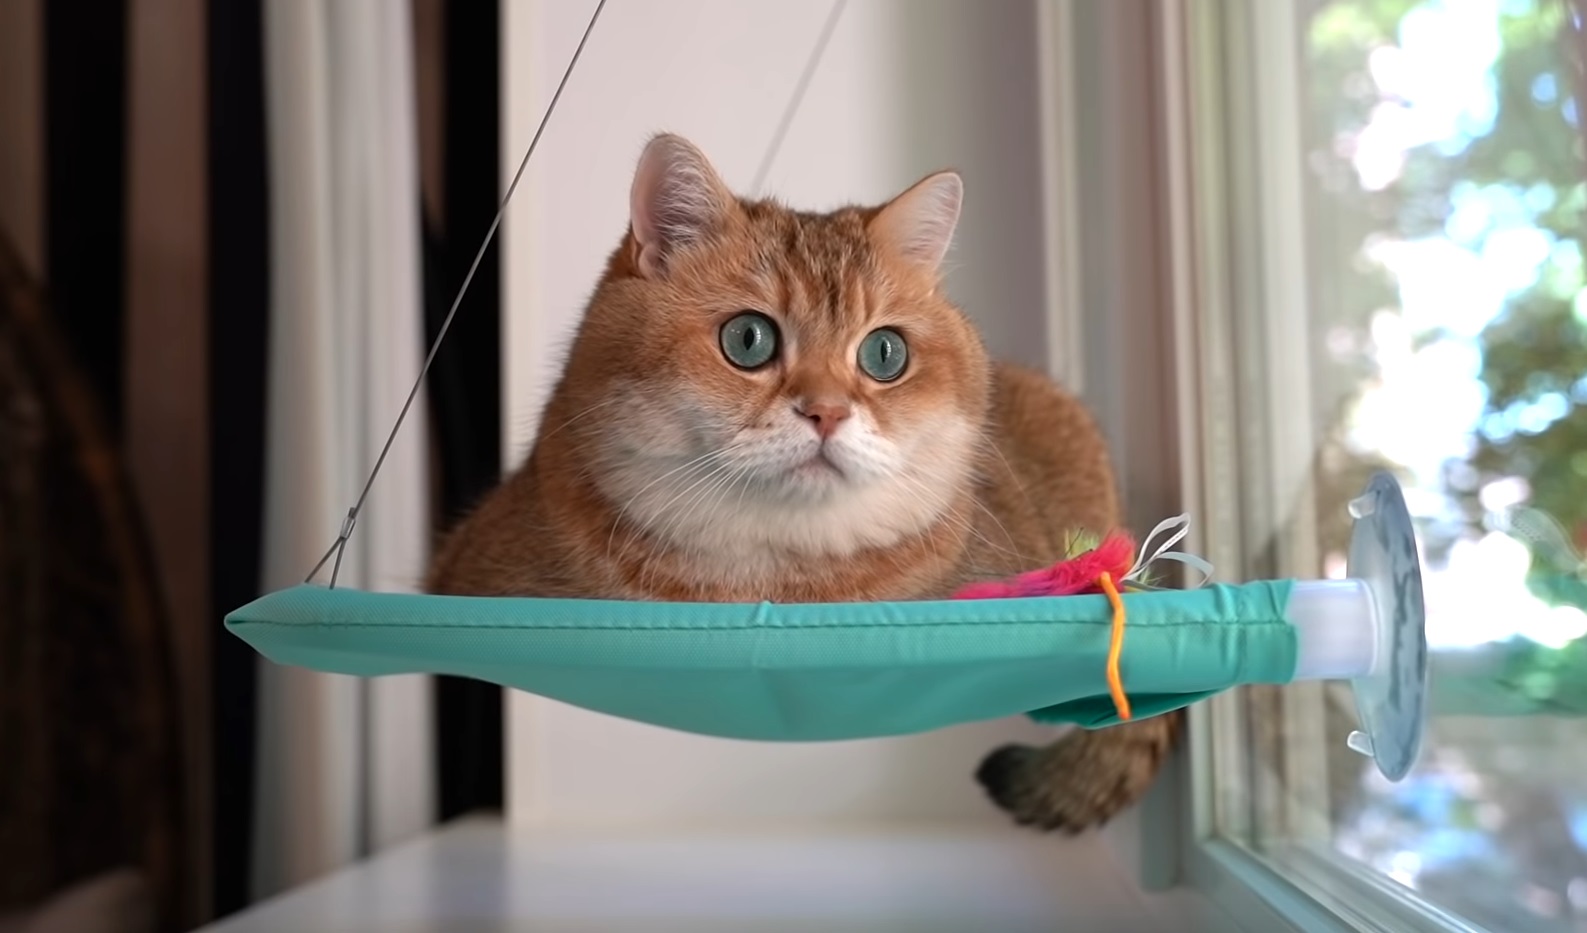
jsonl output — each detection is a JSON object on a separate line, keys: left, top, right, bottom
{"left": 254, "top": 0, "right": 434, "bottom": 900}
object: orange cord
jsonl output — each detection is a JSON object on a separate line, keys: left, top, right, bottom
{"left": 1098, "top": 571, "right": 1132, "bottom": 721}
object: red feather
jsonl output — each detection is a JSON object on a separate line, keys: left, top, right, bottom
{"left": 951, "top": 531, "right": 1137, "bottom": 600}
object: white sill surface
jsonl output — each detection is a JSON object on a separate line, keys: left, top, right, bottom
{"left": 196, "top": 815, "right": 1204, "bottom": 932}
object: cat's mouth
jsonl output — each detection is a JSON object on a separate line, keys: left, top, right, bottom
{"left": 789, "top": 448, "right": 845, "bottom": 480}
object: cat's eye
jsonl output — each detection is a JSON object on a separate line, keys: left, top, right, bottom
{"left": 719, "top": 312, "right": 779, "bottom": 369}
{"left": 858, "top": 328, "right": 908, "bottom": 382}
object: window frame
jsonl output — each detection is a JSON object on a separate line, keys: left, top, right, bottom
{"left": 1159, "top": 0, "right": 1362, "bottom": 925}
{"left": 1042, "top": 1, "right": 1515, "bottom": 930}
{"left": 1169, "top": 0, "right": 1336, "bottom": 863}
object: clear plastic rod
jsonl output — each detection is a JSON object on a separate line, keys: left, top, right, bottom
{"left": 1287, "top": 578, "right": 1380, "bottom": 680}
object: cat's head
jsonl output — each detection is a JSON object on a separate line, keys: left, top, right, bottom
{"left": 555, "top": 133, "right": 991, "bottom": 559}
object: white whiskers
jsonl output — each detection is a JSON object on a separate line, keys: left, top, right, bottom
{"left": 603, "top": 443, "right": 746, "bottom": 561}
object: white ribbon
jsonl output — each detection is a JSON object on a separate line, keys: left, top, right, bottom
{"left": 1120, "top": 513, "right": 1215, "bottom": 589}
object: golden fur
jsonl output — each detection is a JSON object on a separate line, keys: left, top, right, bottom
{"left": 427, "top": 133, "right": 1178, "bottom": 832}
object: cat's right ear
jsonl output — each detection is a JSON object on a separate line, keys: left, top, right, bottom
{"left": 869, "top": 171, "right": 963, "bottom": 275}
{"left": 630, "top": 134, "right": 735, "bottom": 279}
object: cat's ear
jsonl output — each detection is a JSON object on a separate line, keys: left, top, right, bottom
{"left": 869, "top": 171, "right": 963, "bottom": 274}
{"left": 630, "top": 133, "right": 736, "bottom": 279}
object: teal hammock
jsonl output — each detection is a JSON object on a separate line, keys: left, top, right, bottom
{"left": 227, "top": 580, "right": 1298, "bottom": 742}
{"left": 227, "top": 471, "right": 1431, "bottom": 785}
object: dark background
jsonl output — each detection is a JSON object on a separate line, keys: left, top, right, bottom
{"left": 2, "top": 1, "right": 505, "bottom": 927}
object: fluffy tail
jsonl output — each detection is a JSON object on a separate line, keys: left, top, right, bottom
{"left": 975, "top": 710, "right": 1182, "bottom": 833}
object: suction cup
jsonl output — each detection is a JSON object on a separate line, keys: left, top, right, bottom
{"left": 1342, "top": 471, "right": 1428, "bottom": 781}
{"left": 1282, "top": 471, "right": 1428, "bottom": 781}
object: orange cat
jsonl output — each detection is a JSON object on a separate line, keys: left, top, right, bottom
{"left": 427, "top": 133, "right": 1178, "bottom": 833}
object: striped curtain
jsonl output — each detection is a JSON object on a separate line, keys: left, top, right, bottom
{"left": 253, "top": 0, "right": 435, "bottom": 900}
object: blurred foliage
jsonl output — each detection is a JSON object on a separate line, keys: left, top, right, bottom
{"left": 1302, "top": 0, "right": 1422, "bottom": 431}
{"left": 1466, "top": 0, "right": 1587, "bottom": 559}
{"left": 1527, "top": 567, "right": 1587, "bottom": 607}
{"left": 1304, "top": 0, "right": 1587, "bottom": 566}
{"left": 1493, "top": 622, "right": 1587, "bottom": 712}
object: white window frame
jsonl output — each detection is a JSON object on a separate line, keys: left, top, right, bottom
{"left": 1168, "top": 0, "right": 1333, "bottom": 864}
{"left": 1044, "top": 1, "right": 1497, "bottom": 931}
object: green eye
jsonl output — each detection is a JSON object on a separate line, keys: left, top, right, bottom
{"left": 719, "top": 312, "right": 779, "bottom": 369}
{"left": 858, "top": 328, "right": 908, "bottom": 382}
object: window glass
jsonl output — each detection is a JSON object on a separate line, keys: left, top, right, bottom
{"left": 1220, "top": 1, "right": 1587, "bottom": 929}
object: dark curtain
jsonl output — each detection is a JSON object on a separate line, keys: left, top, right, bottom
{"left": 26, "top": 5, "right": 186, "bottom": 929}
{"left": 207, "top": 0, "right": 269, "bottom": 917}
{"left": 205, "top": 0, "right": 507, "bottom": 916}
{"left": 30, "top": 0, "right": 505, "bottom": 924}
{"left": 44, "top": 0, "right": 126, "bottom": 426}
{"left": 430, "top": 0, "right": 505, "bottom": 822}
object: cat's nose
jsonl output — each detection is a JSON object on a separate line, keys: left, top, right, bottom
{"left": 796, "top": 400, "right": 852, "bottom": 439}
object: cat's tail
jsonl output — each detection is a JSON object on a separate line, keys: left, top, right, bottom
{"left": 974, "top": 710, "right": 1182, "bottom": 833}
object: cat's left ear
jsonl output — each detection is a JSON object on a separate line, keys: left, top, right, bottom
{"left": 869, "top": 171, "right": 963, "bottom": 274}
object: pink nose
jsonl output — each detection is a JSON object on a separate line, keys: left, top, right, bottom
{"left": 797, "top": 400, "right": 852, "bottom": 439}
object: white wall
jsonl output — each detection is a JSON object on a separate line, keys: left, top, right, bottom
{"left": 501, "top": 0, "right": 1064, "bottom": 830}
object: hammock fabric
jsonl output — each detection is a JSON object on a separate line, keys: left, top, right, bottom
{"left": 225, "top": 579, "right": 1297, "bottom": 741}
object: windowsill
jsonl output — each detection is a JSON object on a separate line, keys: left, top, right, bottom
{"left": 1259, "top": 842, "right": 1487, "bottom": 933}
{"left": 196, "top": 814, "right": 1243, "bottom": 932}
